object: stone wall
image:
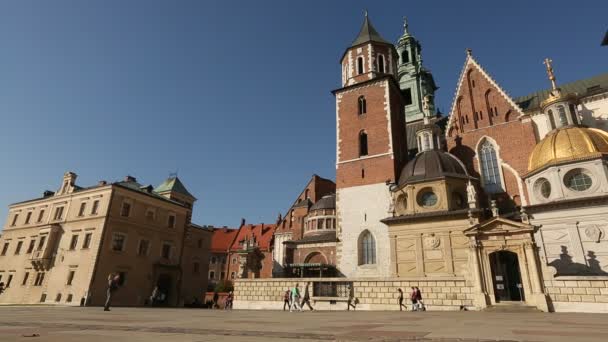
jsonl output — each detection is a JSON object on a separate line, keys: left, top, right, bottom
{"left": 544, "top": 277, "right": 608, "bottom": 313}
{"left": 234, "top": 277, "right": 476, "bottom": 311}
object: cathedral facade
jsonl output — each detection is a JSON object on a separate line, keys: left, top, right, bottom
{"left": 234, "top": 14, "right": 608, "bottom": 313}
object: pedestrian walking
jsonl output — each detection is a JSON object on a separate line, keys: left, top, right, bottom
{"left": 415, "top": 287, "right": 425, "bottom": 311}
{"left": 283, "top": 289, "right": 291, "bottom": 311}
{"left": 347, "top": 285, "right": 357, "bottom": 311}
{"left": 397, "top": 288, "right": 407, "bottom": 311}
{"left": 300, "top": 282, "right": 314, "bottom": 311}
{"left": 225, "top": 291, "right": 234, "bottom": 310}
{"left": 410, "top": 287, "right": 418, "bottom": 311}
{"left": 290, "top": 283, "right": 302, "bottom": 312}
{"left": 149, "top": 286, "right": 159, "bottom": 306}
{"left": 104, "top": 273, "right": 120, "bottom": 311}
{"left": 213, "top": 291, "right": 220, "bottom": 309}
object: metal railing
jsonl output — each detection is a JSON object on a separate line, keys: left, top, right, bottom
{"left": 313, "top": 281, "right": 352, "bottom": 298}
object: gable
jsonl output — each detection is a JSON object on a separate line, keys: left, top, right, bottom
{"left": 446, "top": 54, "right": 526, "bottom": 137}
{"left": 464, "top": 217, "right": 535, "bottom": 236}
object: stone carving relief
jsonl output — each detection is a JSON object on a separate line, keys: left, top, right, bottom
{"left": 424, "top": 234, "right": 441, "bottom": 249}
{"left": 583, "top": 225, "right": 604, "bottom": 243}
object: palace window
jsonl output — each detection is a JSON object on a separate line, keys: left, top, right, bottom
{"left": 359, "top": 230, "right": 376, "bottom": 265}
{"left": 161, "top": 243, "right": 172, "bottom": 259}
{"left": 91, "top": 200, "right": 100, "bottom": 215}
{"left": 1, "top": 242, "right": 10, "bottom": 256}
{"left": 78, "top": 202, "right": 86, "bottom": 217}
{"left": 82, "top": 233, "right": 92, "bottom": 249}
{"left": 69, "top": 235, "right": 78, "bottom": 250}
{"left": 11, "top": 213, "right": 19, "bottom": 226}
{"left": 22, "top": 272, "right": 29, "bottom": 286}
{"left": 66, "top": 270, "right": 75, "bottom": 285}
{"left": 167, "top": 214, "right": 176, "bottom": 228}
{"left": 402, "top": 50, "right": 409, "bottom": 63}
{"left": 357, "top": 57, "right": 364, "bottom": 74}
{"left": 111, "top": 233, "right": 126, "bottom": 252}
{"left": 137, "top": 239, "right": 150, "bottom": 256}
{"left": 37, "top": 210, "right": 45, "bottom": 223}
{"left": 53, "top": 206, "right": 64, "bottom": 221}
{"left": 37, "top": 236, "right": 46, "bottom": 251}
{"left": 377, "top": 54, "right": 385, "bottom": 73}
{"left": 14, "top": 241, "right": 23, "bottom": 255}
{"left": 479, "top": 140, "right": 504, "bottom": 193}
{"left": 26, "top": 240, "right": 35, "bottom": 254}
{"left": 24, "top": 212, "right": 32, "bottom": 225}
{"left": 359, "top": 131, "right": 368, "bottom": 157}
{"left": 120, "top": 201, "right": 131, "bottom": 217}
{"left": 547, "top": 110, "right": 556, "bottom": 129}
{"left": 358, "top": 96, "right": 367, "bottom": 115}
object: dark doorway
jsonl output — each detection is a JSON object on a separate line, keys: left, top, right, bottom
{"left": 156, "top": 274, "right": 172, "bottom": 305}
{"left": 489, "top": 251, "right": 524, "bottom": 302}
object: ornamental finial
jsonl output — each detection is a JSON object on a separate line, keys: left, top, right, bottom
{"left": 466, "top": 48, "right": 473, "bottom": 56}
{"left": 543, "top": 57, "right": 558, "bottom": 90}
{"left": 403, "top": 17, "right": 409, "bottom": 34}
{"left": 364, "top": 9, "right": 368, "bottom": 18}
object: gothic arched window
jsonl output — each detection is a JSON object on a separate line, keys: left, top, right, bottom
{"left": 479, "top": 140, "right": 503, "bottom": 193}
{"left": 359, "top": 131, "right": 368, "bottom": 157}
{"left": 378, "top": 54, "right": 385, "bottom": 73}
{"left": 358, "top": 230, "right": 376, "bottom": 265}
{"left": 357, "top": 57, "right": 364, "bottom": 75}
{"left": 358, "top": 96, "right": 366, "bottom": 115}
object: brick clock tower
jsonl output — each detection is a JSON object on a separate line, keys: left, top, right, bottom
{"left": 333, "top": 14, "right": 407, "bottom": 277}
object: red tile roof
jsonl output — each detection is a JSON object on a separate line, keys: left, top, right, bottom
{"left": 210, "top": 227, "right": 239, "bottom": 253}
{"left": 230, "top": 223, "right": 276, "bottom": 252}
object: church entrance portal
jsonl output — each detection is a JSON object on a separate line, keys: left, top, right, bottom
{"left": 489, "top": 251, "right": 524, "bottom": 302}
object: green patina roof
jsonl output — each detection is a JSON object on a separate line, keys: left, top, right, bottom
{"left": 154, "top": 177, "right": 196, "bottom": 199}
{"left": 515, "top": 73, "right": 608, "bottom": 112}
{"left": 351, "top": 14, "right": 390, "bottom": 47}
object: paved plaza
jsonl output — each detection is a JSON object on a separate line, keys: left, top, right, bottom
{"left": 0, "top": 306, "right": 607, "bottom": 341}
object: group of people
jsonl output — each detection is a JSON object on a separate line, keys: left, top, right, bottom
{"left": 398, "top": 287, "right": 425, "bottom": 311}
{"left": 283, "top": 282, "right": 314, "bottom": 312}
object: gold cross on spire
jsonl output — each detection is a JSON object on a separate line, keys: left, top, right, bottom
{"left": 543, "top": 57, "right": 557, "bottom": 90}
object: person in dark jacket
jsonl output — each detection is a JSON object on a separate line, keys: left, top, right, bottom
{"left": 283, "top": 289, "right": 291, "bottom": 311}
{"left": 104, "top": 273, "right": 120, "bottom": 311}
{"left": 300, "top": 282, "right": 314, "bottom": 311}
{"left": 415, "top": 286, "right": 425, "bottom": 311}
{"left": 347, "top": 285, "right": 357, "bottom": 311}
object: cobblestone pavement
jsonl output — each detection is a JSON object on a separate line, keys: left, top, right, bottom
{"left": 0, "top": 306, "right": 607, "bottom": 341}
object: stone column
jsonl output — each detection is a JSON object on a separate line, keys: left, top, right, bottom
{"left": 390, "top": 235, "right": 398, "bottom": 277}
{"left": 468, "top": 237, "right": 488, "bottom": 309}
{"left": 524, "top": 240, "right": 549, "bottom": 311}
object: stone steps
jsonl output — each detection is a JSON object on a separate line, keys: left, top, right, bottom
{"left": 483, "top": 303, "right": 542, "bottom": 312}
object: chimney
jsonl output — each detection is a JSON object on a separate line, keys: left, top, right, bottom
{"left": 43, "top": 190, "right": 55, "bottom": 197}
{"left": 98, "top": 180, "right": 107, "bottom": 186}
{"left": 240, "top": 218, "right": 246, "bottom": 227}
{"left": 124, "top": 175, "right": 137, "bottom": 182}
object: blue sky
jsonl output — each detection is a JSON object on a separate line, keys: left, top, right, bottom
{"left": 0, "top": 0, "right": 606, "bottom": 228}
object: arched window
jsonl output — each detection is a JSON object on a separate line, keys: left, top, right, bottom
{"left": 357, "top": 57, "right": 364, "bottom": 75}
{"left": 557, "top": 105, "right": 568, "bottom": 126}
{"left": 423, "top": 133, "right": 430, "bottom": 151}
{"left": 359, "top": 231, "right": 376, "bottom": 265}
{"left": 358, "top": 96, "right": 366, "bottom": 115}
{"left": 359, "top": 131, "right": 368, "bottom": 156}
{"left": 402, "top": 50, "right": 409, "bottom": 63}
{"left": 479, "top": 140, "right": 503, "bottom": 193}
{"left": 547, "top": 110, "right": 556, "bottom": 129}
{"left": 377, "top": 54, "right": 385, "bottom": 73}
{"left": 569, "top": 104, "right": 578, "bottom": 124}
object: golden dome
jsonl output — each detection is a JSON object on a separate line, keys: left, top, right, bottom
{"left": 528, "top": 126, "right": 608, "bottom": 173}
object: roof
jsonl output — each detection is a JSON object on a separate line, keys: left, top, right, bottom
{"left": 230, "top": 223, "right": 276, "bottom": 252}
{"left": 309, "top": 194, "right": 336, "bottom": 211}
{"left": 293, "top": 198, "right": 312, "bottom": 208}
{"left": 287, "top": 231, "right": 337, "bottom": 245}
{"left": 526, "top": 126, "right": 608, "bottom": 175}
{"left": 515, "top": 73, "right": 608, "bottom": 113}
{"left": 210, "top": 227, "right": 239, "bottom": 253}
{"left": 398, "top": 150, "right": 468, "bottom": 186}
{"left": 351, "top": 14, "right": 391, "bottom": 47}
{"left": 154, "top": 177, "right": 196, "bottom": 200}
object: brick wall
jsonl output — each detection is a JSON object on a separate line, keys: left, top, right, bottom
{"left": 233, "top": 277, "right": 476, "bottom": 311}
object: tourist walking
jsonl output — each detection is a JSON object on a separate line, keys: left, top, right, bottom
{"left": 213, "top": 291, "right": 220, "bottom": 309}
{"left": 410, "top": 287, "right": 419, "bottom": 311}
{"left": 104, "top": 273, "right": 121, "bottom": 311}
{"left": 290, "top": 283, "right": 302, "bottom": 312}
{"left": 149, "top": 286, "right": 159, "bottom": 306}
{"left": 347, "top": 284, "right": 357, "bottom": 311}
{"left": 225, "top": 291, "right": 233, "bottom": 310}
{"left": 397, "top": 288, "right": 407, "bottom": 311}
{"left": 415, "top": 287, "right": 425, "bottom": 311}
{"left": 283, "top": 289, "right": 291, "bottom": 311}
{"left": 300, "top": 282, "right": 314, "bottom": 311}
